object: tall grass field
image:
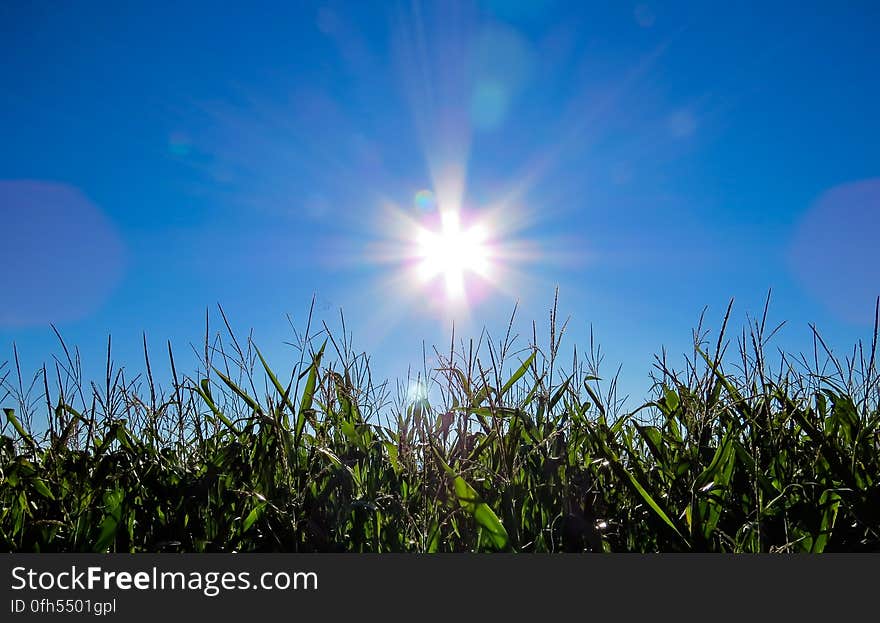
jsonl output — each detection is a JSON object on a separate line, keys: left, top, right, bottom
{"left": 2, "top": 296, "right": 878, "bottom": 552}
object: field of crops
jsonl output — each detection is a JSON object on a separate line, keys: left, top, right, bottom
{"left": 2, "top": 298, "right": 879, "bottom": 552}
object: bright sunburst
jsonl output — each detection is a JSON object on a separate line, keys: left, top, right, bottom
{"left": 414, "top": 209, "right": 492, "bottom": 301}
{"left": 356, "top": 185, "right": 555, "bottom": 327}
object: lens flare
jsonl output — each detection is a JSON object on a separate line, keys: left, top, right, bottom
{"left": 414, "top": 189, "right": 437, "bottom": 212}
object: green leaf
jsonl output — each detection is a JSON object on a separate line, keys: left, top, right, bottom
{"left": 549, "top": 375, "right": 574, "bottom": 411}
{"left": 94, "top": 488, "right": 124, "bottom": 552}
{"left": 451, "top": 368, "right": 473, "bottom": 405}
{"left": 499, "top": 350, "right": 537, "bottom": 399}
{"left": 296, "top": 340, "right": 326, "bottom": 445}
{"left": 788, "top": 395, "right": 862, "bottom": 489}
{"left": 255, "top": 346, "right": 297, "bottom": 425}
{"left": 636, "top": 425, "right": 667, "bottom": 466}
{"left": 52, "top": 404, "right": 84, "bottom": 454}
{"left": 471, "top": 382, "right": 494, "bottom": 409}
{"left": 194, "top": 379, "right": 238, "bottom": 434}
{"left": 213, "top": 368, "right": 262, "bottom": 415}
{"left": 31, "top": 478, "right": 54, "bottom": 500}
{"left": 812, "top": 490, "right": 841, "bottom": 553}
{"left": 694, "top": 434, "right": 735, "bottom": 491}
{"left": 452, "top": 475, "right": 509, "bottom": 550}
{"left": 4, "top": 408, "right": 36, "bottom": 449}
{"left": 435, "top": 452, "right": 509, "bottom": 550}
{"left": 598, "top": 441, "right": 689, "bottom": 547}
{"left": 242, "top": 502, "right": 266, "bottom": 533}
{"left": 663, "top": 386, "right": 680, "bottom": 412}
{"left": 427, "top": 521, "right": 441, "bottom": 553}
{"left": 384, "top": 442, "right": 401, "bottom": 474}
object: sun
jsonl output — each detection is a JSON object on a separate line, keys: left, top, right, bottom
{"left": 414, "top": 210, "right": 492, "bottom": 301}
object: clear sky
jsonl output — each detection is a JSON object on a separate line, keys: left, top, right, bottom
{"left": 2, "top": 1, "right": 878, "bottom": 407}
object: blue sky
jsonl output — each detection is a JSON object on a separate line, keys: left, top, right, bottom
{"left": 2, "top": 1, "right": 878, "bottom": 407}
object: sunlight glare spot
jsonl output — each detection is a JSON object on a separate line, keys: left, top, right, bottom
{"left": 407, "top": 378, "right": 428, "bottom": 405}
{"left": 415, "top": 210, "right": 491, "bottom": 301}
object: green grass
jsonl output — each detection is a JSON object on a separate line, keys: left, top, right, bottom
{"left": 2, "top": 295, "right": 879, "bottom": 552}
